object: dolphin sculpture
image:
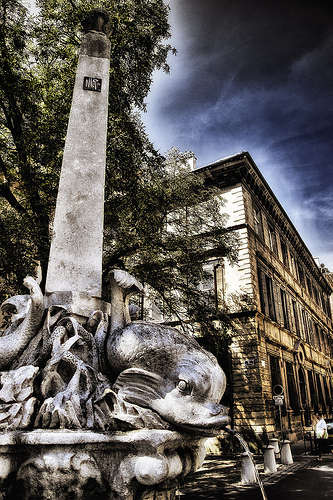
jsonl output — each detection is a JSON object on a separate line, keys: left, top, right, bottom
{"left": 107, "top": 269, "right": 230, "bottom": 435}
{"left": 0, "top": 277, "right": 44, "bottom": 370}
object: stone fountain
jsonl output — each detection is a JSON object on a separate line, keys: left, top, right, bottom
{"left": 0, "top": 9, "right": 229, "bottom": 500}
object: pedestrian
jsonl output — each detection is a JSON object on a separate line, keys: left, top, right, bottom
{"left": 316, "top": 411, "right": 329, "bottom": 460}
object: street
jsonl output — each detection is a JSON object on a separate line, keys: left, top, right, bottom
{"left": 180, "top": 454, "right": 333, "bottom": 500}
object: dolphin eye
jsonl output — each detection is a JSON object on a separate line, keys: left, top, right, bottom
{"left": 177, "top": 380, "right": 188, "bottom": 392}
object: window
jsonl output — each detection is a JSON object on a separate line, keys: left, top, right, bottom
{"left": 316, "top": 373, "right": 326, "bottom": 413}
{"left": 290, "top": 254, "right": 298, "bottom": 279}
{"left": 301, "top": 309, "right": 310, "bottom": 343}
{"left": 285, "top": 361, "right": 299, "bottom": 413}
{"left": 313, "top": 286, "right": 319, "bottom": 306}
{"left": 198, "top": 262, "right": 217, "bottom": 309}
{"left": 199, "top": 263, "right": 215, "bottom": 292}
{"left": 258, "top": 267, "right": 276, "bottom": 321}
{"left": 322, "top": 294, "right": 331, "bottom": 318}
{"left": 297, "top": 262, "right": 305, "bottom": 288}
{"left": 258, "top": 268, "right": 266, "bottom": 313}
{"left": 307, "top": 371, "right": 317, "bottom": 411}
{"left": 308, "top": 318, "right": 315, "bottom": 345}
{"left": 320, "top": 329, "right": 328, "bottom": 356}
{"left": 268, "top": 224, "right": 277, "bottom": 254}
{"left": 313, "top": 323, "right": 321, "bottom": 350}
{"left": 253, "top": 202, "right": 263, "bottom": 239}
{"left": 329, "top": 336, "right": 333, "bottom": 358}
{"left": 292, "top": 300, "right": 300, "bottom": 337}
{"left": 270, "top": 355, "right": 283, "bottom": 390}
{"left": 306, "top": 275, "right": 313, "bottom": 298}
{"left": 298, "top": 368, "right": 307, "bottom": 407}
{"left": 265, "top": 275, "right": 276, "bottom": 321}
{"left": 323, "top": 378, "right": 331, "bottom": 413}
{"left": 281, "top": 240, "right": 289, "bottom": 267}
{"left": 299, "top": 368, "right": 310, "bottom": 426}
{"left": 280, "top": 289, "right": 290, "bottom": 330}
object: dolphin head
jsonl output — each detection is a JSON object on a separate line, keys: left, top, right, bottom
{"left": 113, "top": 349, "right": 230, "bottom": 435}
{"left": 0, "top": 294, "right": 31, "bottom": 324}
{"left": 154, "top": 354, "right": 230, "bottom": 433}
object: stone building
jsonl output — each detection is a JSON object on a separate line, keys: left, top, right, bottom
{"left": 195, "top": 151, "right": 333, "bottom": 443}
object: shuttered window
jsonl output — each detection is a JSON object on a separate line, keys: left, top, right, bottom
{"left": 268, "top": 224, "right": 278, "bottom": 254}
{"left": 292, "top": 300, "right": 300, "bottom": 337}
{"left": 265, "top": 275, "right": 276, "bottom": 321}
{"left": 316, "top": 373, "right": 326, "bottom": 413}
{"left": 285, "top": 361, "right": 299, "bottom": 413}
{"left": 307, "top": 371, "right": 317, "bottom": 411}
{"left": 281, "top": 240, "right": 289, "bottom": 267}
{"left": 281, "top": 289, "right": 290, "bottom": 330}
{"left": 253, "top": 203, "right": 263, "bottom": 239}
{"left": 270, "top": 355, "right": 283, "bottom": 390}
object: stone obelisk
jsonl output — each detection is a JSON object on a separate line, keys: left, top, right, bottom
{"left": 45, "top": 10, "right": 112, "bottom": 315}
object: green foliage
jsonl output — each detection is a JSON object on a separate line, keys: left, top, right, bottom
{"left": 0, "top": 1, "right": 238, "bottom": 339}
{"left": 0, "top": 0, "right": 52, "bottom": 295}
{"left": 105, "top": 147, "right": 238, "bottom": 336}
{"left": 0, "top": 0, "right": 172, "bottom": 297}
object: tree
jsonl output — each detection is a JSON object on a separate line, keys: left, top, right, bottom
{"left": 0, "top": 0, "right": 53, "bottom": 297}
{"left": 0, "top": 1, "right": 238, "bottom": 338}
{"left": 105, "top": 147, "right": 238, "bottom": 337}
{"left": 0, "top": 0, "right": 172, "bottom": 296}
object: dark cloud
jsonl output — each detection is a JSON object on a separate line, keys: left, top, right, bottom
{"left": 141, "top": 0, "right": 333, "bottom": 268}
{"left": 170, "top": 0, "right": 332, "bottom": 91}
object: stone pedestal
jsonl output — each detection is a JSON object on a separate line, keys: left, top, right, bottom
{"left": 280, "top": 440, "right": 293, "bottom": 465}
{"left": 241, "top": 452, "right": 256, "bottom": 484}
{"left": 268, "top": 437, "right": 279, "bottom": 455}
{"left": 264, "top": 445, "right": 277, "bottom": 473}
{"left": 0, "top": 430, "right": 205, "bottom": 500}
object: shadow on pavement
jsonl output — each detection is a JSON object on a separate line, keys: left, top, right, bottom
{"left": 179, "top": 450, "right": 333, "bottom": 500}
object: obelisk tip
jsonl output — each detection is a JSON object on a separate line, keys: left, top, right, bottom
{"left": 81, "top": 8, "right": 113, "bottom": 37}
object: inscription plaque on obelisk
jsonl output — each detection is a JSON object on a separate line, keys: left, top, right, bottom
{"left": 45, "top": 10, "right": 112, "bottom": 303}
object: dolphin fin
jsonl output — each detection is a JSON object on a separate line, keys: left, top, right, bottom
{"left": 113, "top": 368, "right": 164, "bottom": 408}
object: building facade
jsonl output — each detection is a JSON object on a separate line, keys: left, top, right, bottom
{"left": 196, "top": 152, "right": 333, "bottom": 443}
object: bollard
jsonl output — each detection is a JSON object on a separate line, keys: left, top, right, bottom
{"left": 241, "top": 452, "right": 257, "bottom": 484}
{"left": 269, "top": 438, "right": 280, "bottom": 455}
{"left": 280, "top": 440, "right": 293, "bottom": 464}
{"left": 264, "top": 445, "right": 277, "bottom": 473}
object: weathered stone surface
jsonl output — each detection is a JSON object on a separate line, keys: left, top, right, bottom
{"left": 107, "top": 270, "right": 230, "bottom": 435}
{"left": 81, "top": 8, "right": 113, "bottom": 37}
{"left": 0, "top": 277, "right": 44, "bottom": 370}
{"left": 1, "top": 271, "right": 230, "bottom": 436}
{"left": 17, "top": 451, "right": 106, "bottom": 500}
{"left": 0, "top": 430, "right": 205, "bottom": 500}
{"left": 45, "top": 29, "right": 110, "bottom": 298}
{"left": 44, "top": 291, "right": 110, "bottom": 318}
{"left": 0, "top": 270, "right": 230, "bottom": 498}
{"left": 0, "top": 366, "right": 38, "bottom": 430}
{"left": 80, "top": 31, "right": 111, "bottom": 59}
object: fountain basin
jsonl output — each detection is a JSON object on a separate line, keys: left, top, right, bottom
{"left": 0, "top": 429, "right": 206, "bottom": 499}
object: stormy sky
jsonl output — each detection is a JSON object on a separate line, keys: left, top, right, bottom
{"left": 141, "top": 0, "right": 333, "bottom": 270}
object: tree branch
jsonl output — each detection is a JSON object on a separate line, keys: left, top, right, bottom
{"left": 0, "top": 182, "right": 28, "bottom": 214}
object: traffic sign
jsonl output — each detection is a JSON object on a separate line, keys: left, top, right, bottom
{"left": 273, "top": 385, "right": 284, "bottom": 396}
{"left": 273, "top": 395, "right": 284, "bottom": 406}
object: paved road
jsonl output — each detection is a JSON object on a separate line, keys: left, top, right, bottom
{"left": 180, "top": 455, "right": 333, "bottom": 500}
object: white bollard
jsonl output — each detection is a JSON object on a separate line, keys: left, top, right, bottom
{"left": 269, "top": 438, "right": 280, "bottom": 455}
{"left": 280, "top": 440, "right": 293, "bottom": 464}
{"left": 264, "top": 445, "right": 277, "bottom": 473}
{"left": 241, "top": 452, "right": 257, "bottom": 484}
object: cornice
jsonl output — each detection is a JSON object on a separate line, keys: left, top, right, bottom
{"left": 195, "top": 152, "right": 332, "bottom": 294}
